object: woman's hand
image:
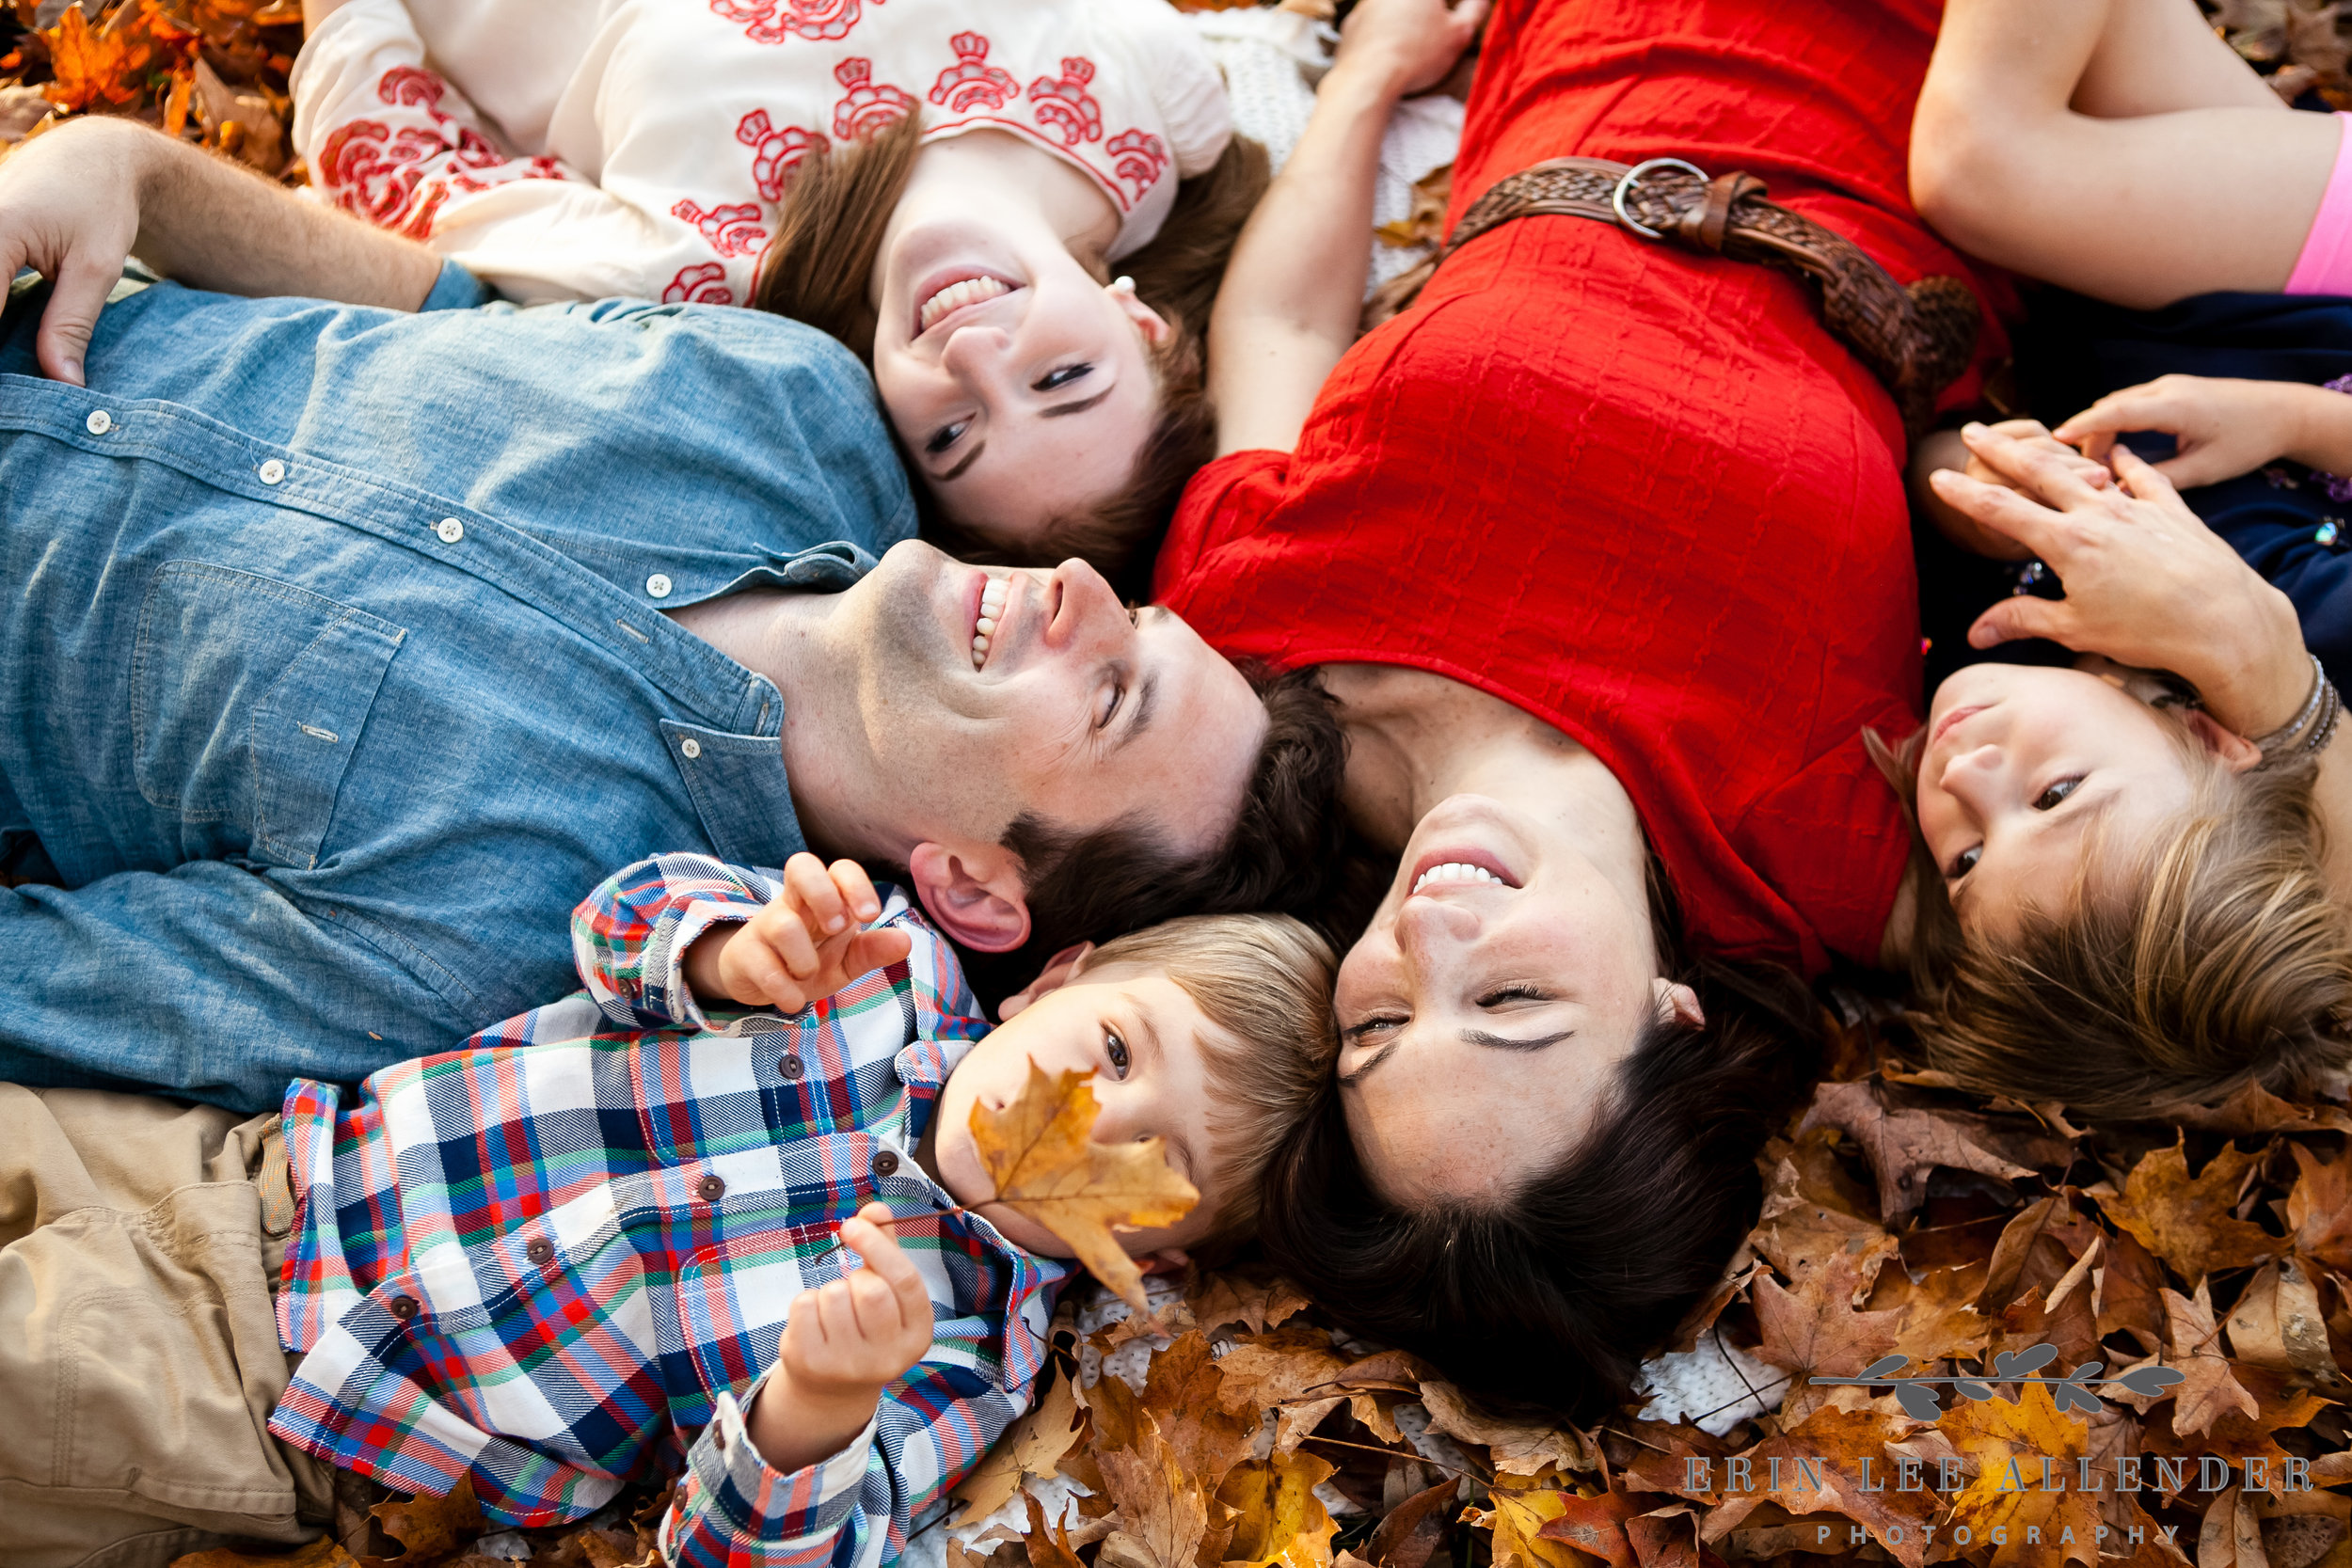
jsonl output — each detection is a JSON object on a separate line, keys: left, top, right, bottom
{"left": 1332, "top": 0, "right": 1491, "bottom": 101}
{"left": 2052, "top": 374, "right": 2350, "bottom": 490}
{"left": 1930, "top": 421, "right": 2311, "bottom": 735}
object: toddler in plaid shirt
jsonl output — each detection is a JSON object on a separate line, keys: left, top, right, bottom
{"left": 0, "top": 851, "right": 1336, "bottom": 1568}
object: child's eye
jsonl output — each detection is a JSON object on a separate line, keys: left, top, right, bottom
{"left": 1947, "top": 844, "right": 1982, "bottom": 879}
{"left": 926, "top": 419, "right": 970, "bottom": 456}
{"left": 1104, "top": 1028, "right": 1131, "bottom": 1078}
{"left": 2033, "top": 776, "right": 2084, "bottom": 811}
{"left": 1477, "top": 984, "right": 1546, "bottom": 1007}
{"left": 1034, "top": 363, "right": 1091, "bottom": 392}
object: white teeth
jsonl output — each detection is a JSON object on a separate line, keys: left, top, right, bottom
{"left": 919, "top": 275, "right": 1013, "bottom": 332}
{"left": 974, "top": 575, "right": 1010, "bottom": 667}
{"left": 1410, "top": 862, "right": 1503, "bottom": 895}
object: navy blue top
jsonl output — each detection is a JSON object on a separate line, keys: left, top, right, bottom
{"left": 1920, "top": 288, "right": 2352, "bottom": 692}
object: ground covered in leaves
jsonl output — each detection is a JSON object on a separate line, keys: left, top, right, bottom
{"left": 5, "top": 6, "right": 2350, "bottom": 1568}
{"left": 167, "top": 1001, "right": 2352, "bottom": 1568}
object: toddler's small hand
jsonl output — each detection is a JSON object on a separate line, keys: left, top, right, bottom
{"left": 685, "top": 853, "right": 914, "bottom": 1010}
{"left": 778, "top": 1202, "right": 937, "bottom": 1396}
{"left": 2053, "top": 374, "right": 2306, "bottom": 490}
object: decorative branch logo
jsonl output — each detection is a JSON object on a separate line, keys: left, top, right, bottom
{"left": 1810, "top": 1342, "right": 2186, "bottom": 1419}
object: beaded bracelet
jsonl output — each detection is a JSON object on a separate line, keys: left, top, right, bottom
{"left": 2253, "top": 653, "right": 2343, "bottom": 768}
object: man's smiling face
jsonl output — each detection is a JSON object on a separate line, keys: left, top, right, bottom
{"left": 837, "top": 539, "right": 1267, "bottom": 903}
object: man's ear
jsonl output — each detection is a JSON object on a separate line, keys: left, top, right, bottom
{"left": 1136, "top": 1247, "right": 1191, "bottom": 1277}
{"left": 1000, "top": 941, "right": 1096, "bottom": 1020}
{"left": 2182, "top": 707, "right": 2264, "bottom": 774}
{"left": 908, "top": 842, "right": 1032, "bottom": 952}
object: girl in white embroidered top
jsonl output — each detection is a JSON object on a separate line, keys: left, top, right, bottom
{"left": 291, "top": 0, "right": 1266, "bottom": 577}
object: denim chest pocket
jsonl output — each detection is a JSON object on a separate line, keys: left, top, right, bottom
{"left": 132, "top": 561, "right": 406, "bottom": 870}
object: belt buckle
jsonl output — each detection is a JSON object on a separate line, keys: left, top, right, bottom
{"left": 1610, "top": 158, "right": 1709, "bottom": 242}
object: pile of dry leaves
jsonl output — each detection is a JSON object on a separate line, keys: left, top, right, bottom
{"left": 0, "top": 0, "right": 301, "bottom": 172}
{"left": 166, "top": 1004, "right": 2352, "bottom": 1568}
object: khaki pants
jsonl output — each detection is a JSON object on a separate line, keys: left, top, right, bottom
{"left": 0, "top": 1085, "right": 335, "bottom": 1568}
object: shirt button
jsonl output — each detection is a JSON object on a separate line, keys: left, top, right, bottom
{"left": 778, "top": 1053, "right": 805, "bottom": 1080}
{"left": 388, "top": 1293, "right": 420, "bottom": 1320}
{"left": 258, "top": 459, "right": 286, "bottom": 485}
{"left": 85, "top": 409, "right": 112, "bottom": 435}
{"left": 435, "top": 518, "right": 466, "bottom": 544}
{"left": 680, "top": 737, "right": 702, "bottom": 759}
{"left": 645, "top": 573, "right": 674, "bottom": 598}
{"left": 526, "top": 1238, "right": 555, "bottom": 1265}
{"left": 872, "top": 1150, "right": 900, "bottom": 1179}
{"left": 696, "top": 1174, "right": 726, "bottom": 1202}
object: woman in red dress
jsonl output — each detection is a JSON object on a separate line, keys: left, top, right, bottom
{"left": 1151, "top": 0, "right": 2009, "bottom": 1414}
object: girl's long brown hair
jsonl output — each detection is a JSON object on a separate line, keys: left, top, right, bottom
{"left": 752, "top": 115, "right": 1270, "bottom": 590}
{"left": 1868, "top": 717, "right": 2352, "bottom": 1116}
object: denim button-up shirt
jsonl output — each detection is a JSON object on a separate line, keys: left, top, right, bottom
{"left": 0, "top": 265, "right": 914, "bottom": 1108}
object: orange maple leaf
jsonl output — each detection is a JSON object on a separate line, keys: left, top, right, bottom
{"left": 1939, "top": 1380, "right": 2102, "bottom": 1568}
{"left": 972, "top": 1062, "right": 1198, "bottom": 1315}
{"left": 41, "top": 0, "right": 194, "bottom": 114}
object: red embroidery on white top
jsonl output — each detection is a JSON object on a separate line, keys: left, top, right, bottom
{"left": 831, "top": 58, "right": 916, "bottom": 141}
{"left": 673, "top": 198, "right": 771, "bottom": 258}
{"left": 736, "top": 110, "right": 830, "bottom": 201}
{"left": 1104, "top": 129, "right": 1168, "bottom": 200}
{"left": 1026, "top": 57, "right": 1102, "bottom": 147}
{"left": 710, "top": 0, "right": 874, "bottom": 46}
{"left": 446, "top": 155, "right": 564, "bottom": 195}
{"left": 663, "top": 262, "right": 736, "bottom": 305}
{"left": 318, "top": 120, "right": 442, "bottom": 230}
{"left": 375, "top": 64, "right": 446, "bottom": 110}
{"left": 318, "top": 65, "right": 523, "bottom": 238}
{"left": 928, "top": 33, "right": 1016, "bottom": 114}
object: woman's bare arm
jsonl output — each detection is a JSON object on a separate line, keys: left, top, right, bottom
{"left": 0, "top": 116, "right": 442, "bottom": 385}
{"left": 1207, "top": 0, "right": 1486, "bottom": 457}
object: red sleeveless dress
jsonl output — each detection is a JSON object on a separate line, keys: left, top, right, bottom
{"left": 1152, "top": 0, "right": 2011, "bottom": 976}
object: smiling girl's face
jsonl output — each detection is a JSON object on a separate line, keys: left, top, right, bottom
{"left": 869, "top": 221, "right": 1170, "bottom": 553}
{"left": 1915, "top": 662, "right": 2257, "bottom": 936}
{"left": 926, "top": 964, "right": 1229, "bottom": 1259}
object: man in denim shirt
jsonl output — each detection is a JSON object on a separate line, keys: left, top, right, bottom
{"left": 0, "top": 119, "right": 1342, "bottom": 1112}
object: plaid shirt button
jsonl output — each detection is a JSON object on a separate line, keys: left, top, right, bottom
{"left": 872, "top": 1150, "right": 899, "bottom": 1178}
{"left": 696, "top": 1174, "right": 726, "bottom": 1201}
{"left": 779, "top": 1053, "right": 805, "bottom": 1079}
{"left": 389, "top": 1294, "right": 420, "bottom": 1320}
{"left": 527, "top": 1239, "right": 555, "bottom": 1265}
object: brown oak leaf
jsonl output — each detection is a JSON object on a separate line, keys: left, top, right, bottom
{"left": 1697, "top": 1403, "right": 1939, "bottom": 1568}
{"left": 2095, "top": 1140, "right": 2284, "bottom": 1286}
{"left": 2163, "top": 1281, "right": 2262, "bottom": 1437}
{"left": 2286, "top": 1143, "right": 2352, "bottom": 1272}
{"left": 1750, "top": 1250, "right": 1903, "bottom": 1420}
{"left": 1798, "top": 1080, "right": 2063, "bottom": 1219}
{"left": 973, "top": 1063, "right": 1199, "bottom": 1314}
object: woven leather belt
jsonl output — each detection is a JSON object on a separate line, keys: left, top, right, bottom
{"left": 1364, "top": 156, "right": 1981, "bottom": 438}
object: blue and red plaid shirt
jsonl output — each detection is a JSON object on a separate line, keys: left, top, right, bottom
{"left": 267, "top": 853, "right": 1069, "bottom": 1567}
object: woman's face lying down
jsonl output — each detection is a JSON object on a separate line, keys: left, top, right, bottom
{"left": 1329, "top": 793, "right": 1700, "bottom": 1208}
{"left": 870, "top": 212, "right": 1171, "bottom": 551}
{"left": 1916, "top": 661, "right": 2258, "bottom": 936}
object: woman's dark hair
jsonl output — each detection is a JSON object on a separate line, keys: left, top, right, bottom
{"left": 751, "top": 116, "right": 1271, "bottom": 591}
{"left": 1258, "top": 958, "right": 1821, "bottom": 1422}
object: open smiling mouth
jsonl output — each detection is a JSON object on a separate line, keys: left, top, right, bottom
{"left": 919, "top": 276, "right": 1014, "bottom": 335}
